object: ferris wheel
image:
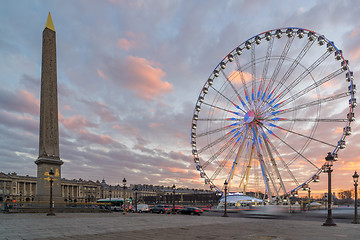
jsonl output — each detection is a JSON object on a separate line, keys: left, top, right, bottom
{"left": 191, "top": 27, "right": 356, "bottom": 203}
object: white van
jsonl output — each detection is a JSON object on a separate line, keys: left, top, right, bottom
{"left": 135, "top": 204, "right": 149, "bottom": 213}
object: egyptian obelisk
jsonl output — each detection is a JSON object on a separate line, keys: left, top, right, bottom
{"left": 35, "top": 12, "right": 63, "bottom": 203}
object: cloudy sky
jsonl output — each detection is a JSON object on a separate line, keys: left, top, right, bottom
{"left": 0, "top": 0, "right": 359, "bottom": 196}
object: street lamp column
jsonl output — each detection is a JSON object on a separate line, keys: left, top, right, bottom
{"left": 222, "top": 180, "right": 228, "bottom": 217}
{"left": 352, "top": 171, "right": 359, "bottom": 224}
{"left": 109, "top": 185, "right": 112, "bottom": 212}
{"left": 323, "top": 152, "right": 336, "bottom": 226}
{"left": 47, "top": 169, "right": 55, "bottom": 216}
{"left": 172, "top": 184, "right": 176, "bottom": 214}
{"left": 134, "top": 187, "right": 138, "bottom": 213}
{"left": 123, "top": 178, "right": 127, "bottom": 212}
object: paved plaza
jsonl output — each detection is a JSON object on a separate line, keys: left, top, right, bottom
{"left": 1, "top": 212, "right": 360, "bottom": 239}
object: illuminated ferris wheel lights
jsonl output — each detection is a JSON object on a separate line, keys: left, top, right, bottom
{"left": 313, "top": 175, "right": 320, "bottom": 182}
{"left": 333, "top": 153, "right": 338, "bottom": 161}
{"left": 327, "top": 41, "right": 335, "bottom": 52}
{"left": 344, "top": 126, "right": 352, "bottom": 136}
{"left": 255, "top": 36, "right": 261, "bottom": 45}
{"left": 308, "top": 32, "right": 315, "bottom": 41}
{"left": 265, "top": 32, "right": 272, "bottom": 41}
{"left": 341, "top": 60, "right": 349, "bottom": 71}
{"left": 199, "top": 96, "right": 204, "bottom": 103}
{"left": 227, "top": 54, "right": 234, "bottom": 62}
{"left": 297, "top": 29, "right": 304, "bottom": 38}
{"left": 347, "top": 112, "right": 355, "bottom": 122}
{"left": 346, "top": 71, "right": 354, "bottom": 82}
{"left": 203, "top": 87, "right": 208, "bottom": 94}
{"left": 245, "top": 41, "right": 251, "bottom": 49}
{"left": 213, "top": 69, "right": 220, "bottom": 77}
{"left": 208, "top": 78, "right": 214, "bottom": 85}
{"left": 192, "top": 123, "right": 197, "bottom": 130}
{"left": 286, "top": 28, "right": 294, "bottom": 38}
{"left": 349, "top": 99, "right": 357, "bottom": 108}
{"left": 220, "top": 62, "right": 226, "bottom": 69}
{"left": 275, "top": 29, "right": 282, "bottom": 38}
{"left": 302, "top": 184, "right": 309, "bottom": 191}
{"left": 236, "top": 47, "right": 242, "bottom": 55}
{"left": 318, "top": 36, "right": 325, "bottom": 46}
{"left": 339, "top": 140, "right": 346, "bottom": 149}
{"left": 349, "top": 85, "right": 356, "bottom": 94}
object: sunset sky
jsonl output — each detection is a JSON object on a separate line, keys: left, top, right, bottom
{"left": 0, "top": 0, "right": 359, "bottom": 196}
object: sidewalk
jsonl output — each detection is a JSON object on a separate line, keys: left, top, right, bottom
{"left": 0, "top": 212, "right": 359, "bottom": 239}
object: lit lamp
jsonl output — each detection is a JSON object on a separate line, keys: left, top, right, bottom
{"left": 322, "top": 152, "right": 336, "bottom": 226}
{"left": 222, "top": 180, "right": 228, "bottom": 217}
{"left": 352, "top": 171, "right": 359, "bottom": 224}
{"left": 47, "top": 169, "right": 55, "bottom": 216}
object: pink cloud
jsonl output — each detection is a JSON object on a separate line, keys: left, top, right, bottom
{"left": 349, "top": 46, "right": 360, "bottom": 61}
{"left": 117, "top": 38, "right": 136, "bottom": 51}
{"left": 116, "top": 32, "right": 146, "bottom": 51}
{"left": 78, "top": 129, "right": 115, "bottom": 145}
{"left": 97, "top": 69, "right": 106, "bottom": 79}
{"left": 123, "top": 56, "right": 172, "bottom": 100}
{"left": 60, "top": 115, "right": 97, "bottom": 130}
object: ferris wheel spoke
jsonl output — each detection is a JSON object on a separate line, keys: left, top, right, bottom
{"left": 209, "top": 136, "right": 243, "bottom": 182}
{"left": 268, "top": 122, "right": 336, "bottom": 148}
{"left": 220, "top": 69, "right": 249, "bottom": 112}
{"left": 262, "top": 125, "right": 320, "bottom": 170}
{"left": 274, "top": 92, "right": 351, "bottom": 116}
{"left": 202, "top": 130, "right": 244, "bottom": 169}
{"left": 264, "top": 134, "right": 300, "bottom": 187}
{"left": 197, "top": 130, "right": 235, "bottom": 154}
{"left": 271, "top": 40, "right": 315, "bottom": 100}
{"left": 274, "top": 68, "right": 344, "bottom": 110}
{"left": 273, "top": 50, "right": 334, "bottom": 105}
{"left": 201, "top": 102, "right": 242, "bottom": 117}
{"left": 251, "top": 43, "right": 257, "bottom": 107}
{"left": 209, "top": 83, "right": 247, "bottom": 114}
{"left": 237, "top": 143, "right": 255, "bottom": 193}
{"left": 196, "top": 124, "right": 238, "bottom": 138}
{"left": 271, "top": 118, "right": 348, "bottom": 122}
{"left": 260, "top": 36, "right": 295, "bottom": 111}
{"left": 259, "top": 36, "right": 275, "bottom": 97}
{"left": 262, "top": 132, "right": 287, "bottom": 195}
{"left": 234, "top": 55, "right": 252, "bottom": 107}
{"left": 197, "top": 118, "right": 242, "bottom": 122}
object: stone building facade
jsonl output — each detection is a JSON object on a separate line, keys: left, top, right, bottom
{"left": 0, "top": 172, "right": 218, "bottom": 205}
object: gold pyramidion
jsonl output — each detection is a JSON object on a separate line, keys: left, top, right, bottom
{"left": 45, "top": 12, "right": 55, "bottom": 31}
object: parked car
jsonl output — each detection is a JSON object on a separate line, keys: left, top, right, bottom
{"left": 178, "top": 207, "right": 203, "bottom": 215}
{"left": 150, "top": 205, "right": 171, "bottom": 214}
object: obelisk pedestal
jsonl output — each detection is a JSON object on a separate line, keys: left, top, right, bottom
{"left": 35, "top": 13, "right": 63, "bottom": 204}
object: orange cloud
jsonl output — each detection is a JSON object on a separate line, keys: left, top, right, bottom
{"left": 124, "top": 56, "right": 172, "bottom": 100}
{"left": 20, "top": 90, "right": 40, "bottom": 108}
{"left": 167, "top": 167, "right": 188, "bottom": 174}
{"left": 349, "top": 46, "right": 360, "bottom": 61}
{"left": 228, "top": 70, "right": 253, "bottom": 85}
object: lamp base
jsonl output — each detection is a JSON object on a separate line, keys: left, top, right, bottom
{"left": 322, "top": 218, "right": 336, "bottom": 226}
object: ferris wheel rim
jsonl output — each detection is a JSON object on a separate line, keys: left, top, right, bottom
{"left": 191, "top": 27, "right": 355, "bottom": 198}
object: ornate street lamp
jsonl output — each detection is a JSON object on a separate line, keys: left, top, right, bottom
{"left": 352, "top": 171, "right": 359, "bottom": 224}
{"left": 322, "top": 152, "right": 336, "bottom": 226}
{"left": 123, "top": 178, "right": 127, "bottom": 212}
{"left": 172, "top": 184, "right": 176, "bottom": 214}
{"left": 109, "top": 185, "right": 112, "bottom": 212}
{"left": 222, "top": 180, "right": 228, "bottom": 217}
{"left": 134, "top": 186, "right": 138, "bottom": 213}
{"left": 47, "top": 169, "right": 55, "bottom": 216}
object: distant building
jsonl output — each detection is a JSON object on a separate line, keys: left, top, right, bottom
{"left": 0, "top": 172, "right": 218, "bottom": 205}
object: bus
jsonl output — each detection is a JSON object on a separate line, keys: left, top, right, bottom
{"left": 97, "top": 198, "right": 124, "bottom": 211}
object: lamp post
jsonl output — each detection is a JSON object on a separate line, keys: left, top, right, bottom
{"left": 172, "top": 184, "right": 176, "bottom": 214}
{"left": 222, "top": 180, "right": 228, "bottom": 217}
{"left": 308, "top": 187, "right": 311, "bottom": 211}
{"left": 352, "top": 171, "right": 359, "bottom": 224}
{"left": 134, "top": 187, "right": 138, "bottom": 213}
{"left": 47, "top": 169, "right": 55, "bottom": 216}
{"left": 322, "top": 152, "right": 336, "bottom": 226}
{"left": 109, "top": 185, "right": 112, "bottom": 212}
{"left": 123, "top": 178, "right": 127, "bottom": 212}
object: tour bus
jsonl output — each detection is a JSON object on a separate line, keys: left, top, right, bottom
{"left": 97, "top": 198, "right": 124, "bottom": 211}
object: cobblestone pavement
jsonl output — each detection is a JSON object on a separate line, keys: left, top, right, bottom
{"left": 0, "top": 212, "right": 359, "bottom": 240}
